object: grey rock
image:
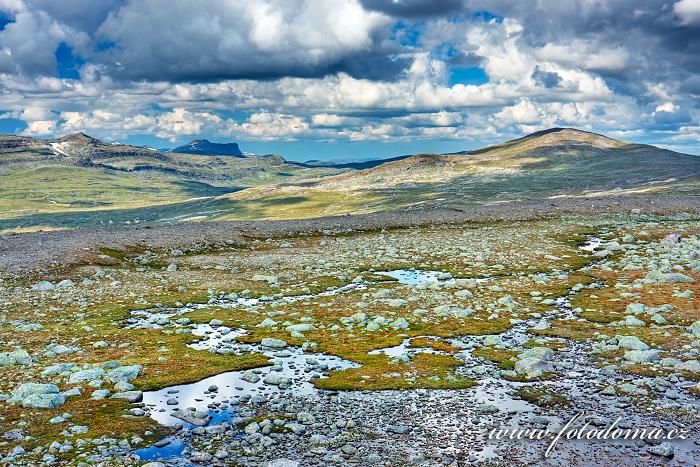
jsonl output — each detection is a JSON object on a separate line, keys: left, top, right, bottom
{"left": 106, "top": 365, "right": 141, "bottom": 383}
{"left": 111, "top": 391, "right": 143, "bottom": 403}
{"left": 261, "top": 338, "right": 287, "bottom": 348}
{"left": 68, "top": 368, "right": 105, "bottom": 384}
{"left": 0, "top": 349, "right": 34, "bottom": 367}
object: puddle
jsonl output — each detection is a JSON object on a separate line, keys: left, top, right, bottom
{"left": 579, "top": 236, "right": 606, "bottom": 252}
{"left": 368, "top": 336, "right": 442, "bottom": 358}
{"left": 133, "top": 437, "right": 186, "bottom": 462}
{"left": 130, "top": 240, "right": 699, "bottom": 463}
{"left": 378, "top": 269, "right": 457, "bottom": 286}
{"left": 142, "top": 325, "right": 358, "bottom": 426}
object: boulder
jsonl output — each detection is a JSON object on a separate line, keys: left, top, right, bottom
{"left": 623, "top": 349, "right": 660, "bottom": 364}
{"left": 261, "top": 338, "right": 287, "bottom": 348}
{"left": 9, "top": 383, "right": 65, "bottom": 409}
{"left": 616, "top": 335, "right": 649, "bottom": 350}
{"left": 68, "top": 368, "right": 105, "bottom": 384}
{"left": 0, "top": 349, "right": 34, "bottom": 367}
{"left": 31, "top": 281, "right": 55, "bottom": 292}
{"left": 111, "top": 391, "right": 143, "bottom": 403}
{"left": 390, "top": 318, "right": 409, "bottom": 330}
{"left": 514, "top": 357, "right": 552, "bottom": 378}
{"left": 106, "top": 365, "right": 141, "bottom": 383}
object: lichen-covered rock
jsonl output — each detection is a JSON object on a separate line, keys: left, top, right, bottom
{"left": 106, "top": 365, "right": 141, "bottom": 383}
{"left": 9, "top": 383, "right": 65, "bottom": 409}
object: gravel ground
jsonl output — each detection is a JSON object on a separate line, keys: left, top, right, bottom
{"left": 1, "top": 195, "right": 698, "bottom": 275}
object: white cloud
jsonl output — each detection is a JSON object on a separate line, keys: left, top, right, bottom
{"left": 494, "top": 99, "right": 542, "bottom": 125}
{"left": 94, "top": 0, "right": 391, "bottom": 81}
{"left": 155, "top": 108, "right": 223, "bottom": 139}
{"left": 23, "top": 119, "right": 57, "bottom": 135}
{"left": 674, "top": 0, "right": 700, "bottom": 25}
{"left": 234, "top": 112, "right": 309, "bottom": 140}
{"left": 655, "top": 102, "right": 679, "bottom": 113}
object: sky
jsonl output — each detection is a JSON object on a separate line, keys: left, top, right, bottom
{"left": 0, "top": 0, "right": 699, "bottom": 161}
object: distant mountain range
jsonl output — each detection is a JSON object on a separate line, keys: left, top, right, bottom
{"left": 0, "top": 127, "right": 697, "bottom": 231}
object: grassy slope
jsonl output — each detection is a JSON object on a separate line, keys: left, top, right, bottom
{"left": 1, "top": 128, "right": 698, "bottom": 230}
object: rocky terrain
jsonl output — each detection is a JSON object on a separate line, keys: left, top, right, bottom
{"left": 0, "top": 200, "right": 699, "bottom": 466}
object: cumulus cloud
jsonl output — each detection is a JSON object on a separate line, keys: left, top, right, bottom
{"left": 674, "top": 0, "right": 700, "bottom": 25}
{"left": 0, "top": 0, "right": 697, "bottom": 153}
{"left": 94, "top": 0, "right": 396, "bottom": 81}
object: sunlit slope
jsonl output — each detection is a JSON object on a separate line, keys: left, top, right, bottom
{"left": 0, "top": 128, "right": 697, "bottom": 230}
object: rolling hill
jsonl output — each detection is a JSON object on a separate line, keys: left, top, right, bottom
{"left": 224, "top": 127, "right": 698, "bottom": 218}
{"left": 0, "top": 133, "right": 345, "bottom": 231}
{"left": 0, "top": 128, "right": 697, "bottom": 231}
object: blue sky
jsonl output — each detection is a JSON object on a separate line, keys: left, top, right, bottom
{"left": 0, "top": 0, "right": 699, "bottom": 160}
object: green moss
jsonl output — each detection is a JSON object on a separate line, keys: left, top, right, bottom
{"left": 514, "top": 386, "right": 571, "bottom": 408}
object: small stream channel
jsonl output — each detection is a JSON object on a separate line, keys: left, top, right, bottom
{"left": 131, "top": 237, "right": 699, "bottom": 463}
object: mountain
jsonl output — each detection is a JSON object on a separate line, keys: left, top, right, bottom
{"left": 227, "top": 127, "right": 699, "bottom": 217}
{"left": 0, "top": 133, "right": 346, "bottom": 231}
{"left": 0, "top": 127, "right": 697, "bottom": 231}
{"left": 171, "top": 139, "right": 244, "bottom": 157}
{"left": 300, "top": 154, "right": 412, "bottom": 170}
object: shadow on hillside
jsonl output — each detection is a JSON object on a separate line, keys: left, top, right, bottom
{"left": 171, "top": 181, "right": 245, "bottom": 197}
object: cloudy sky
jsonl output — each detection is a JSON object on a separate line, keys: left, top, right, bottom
{"left": 0, "top": 0, "right": 699, "bottom": 160}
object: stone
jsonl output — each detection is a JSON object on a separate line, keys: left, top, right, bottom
{"left": 390, "top": 318, "right": 409, "bottom": 330}
{"left": 625, "top": 303, "right": 646, "bottom": 314}
{"left": 244, "top": 422, "right": 260, "bottom": 434}
{"left": 171, "top": 409, "right": 211, "bottom": 426}
{"left": 350, "top": 311, "right": 367, "bottom": 323}
{"left": 286, "top": 323, "right": 316, "bottom": 333}
{"left": 68, "top": 368, "right": 105, "bottom": 384}
{"left": 649, "top": 442, "right": 674, "bottom": 457}
{"left": 661, "top": 233, "right": 682, "bottom": 246}
{"left": 624, "top": 316, "right": 646, "bottom": 327}
{"left": 616, "top": 335, "right": 649, "bottom": 350}
{"left": 31, "top": 281, "right": 55, "bottom": 292}
{"left": 647, "top": 271, "right": 694, "bottom": 283}
{"left": 190, "top": 451, "right": 213, "bottom": 463}
{"left": 166, "top": 263, "right": 178, "bottom": 272}
{"left": 114, "top": 381, "right": 135, "bottom": 391}
{"left": 296, "top": 412, "right": 315, "bottom": 424}
{"left": 257, "top": 318, "right": 278, "bottom": 327}
{"left": 623, "top": 349, "right": 660, "bottom": 364}
{"left": 514, "top": 357, "right": 552, "bottom": 378}
{"left": 263, "top": 373, "right": 291, "bottom": 388}
{"left": 251, "top": 274, "right": 279, "bottom": 285}
{"left": 111, "top": 391, "right": 143, "bottom": 403}
{"left": 55, "top": 279, "right": 75, "bottom": 289}
{"left": 0, "top": 349, "right": 34, "bottom": 367}
{"left": 264, "top": 460, "right": 300, "bottom": 467}
{"left": 261, "top": 338, "right": 287, "bottom": 348}
{"left": 9, "top": 383, "right": 65, "bottom": 408}
{"left": 91, "top": 389, "right": 110, "bottom": 400}
{"left": 242, "top": 371, "right": 261, "bottom": 383}
{"left": 519, "top": 347, "right": 554, "bottom": 360}
{"left": 689, "top": 320, "right": 700, "bottom": 337}
{"left": 106, "top": 365, "right": 141, "bottom": 383}
{"left": 676, "top": 360, "right": 700, "bottom": 373}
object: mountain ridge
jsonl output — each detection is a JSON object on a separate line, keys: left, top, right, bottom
{"left": 0, "top": 127, "right": 697, "bottom": 231}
